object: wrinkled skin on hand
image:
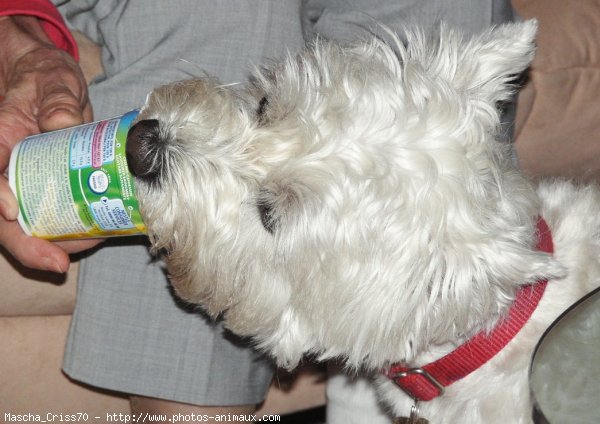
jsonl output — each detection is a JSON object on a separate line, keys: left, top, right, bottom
{"left": 0, "top": 16, "right": 99, "bottom": 273}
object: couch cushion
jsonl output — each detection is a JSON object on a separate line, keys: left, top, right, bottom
{"left": 0, "top": 248, "right": 78, "bottom": 316}
{"left": 0, "top": 315, "right": 130, "bottom": 413}
{"left": 513, "top": 0, "right": 600, "bottom": 181}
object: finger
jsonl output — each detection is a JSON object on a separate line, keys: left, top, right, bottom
{"left": 83, "top": 100, "right": 94, "bottom": 123}
{"left": 0, "top": 104, "right": 36, "bottom": 221}
{"left": 37, "top": 83, "right": 87, "bottom": 132}
{"left": 0, "top": 99, "right": 39, "bottom": 161}
{"left": 0, "top": 101, "right": 37, "bottom": 220}
{"left": 0, "top": 141, "right": 9, "bottom": 172}
{"left": 0, "top": 175, "right": 18, "bottom": 220}
{"left": 55, "top": 238, "right": 104, "bottom": 254}
{"left": 0, "top": 139, "right": 19, "bottom": 221}
{"left": 0, "top": 218, "right": 70, "bottom": 273}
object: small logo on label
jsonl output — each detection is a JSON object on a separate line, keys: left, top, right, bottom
{"left": 88, "top": 170, "right": 109, "bottom": 194}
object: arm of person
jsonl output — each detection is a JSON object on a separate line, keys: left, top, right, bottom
{"left": 0, "top": 6, "right": 98, "bottom": 273}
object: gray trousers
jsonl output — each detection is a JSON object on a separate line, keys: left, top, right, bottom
{"left": 57, "top": 0, "right": 512, "bottom": 407}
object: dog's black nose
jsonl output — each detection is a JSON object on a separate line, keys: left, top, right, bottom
{"left": 126, "top": 119, "right": 161, "bottom": 180}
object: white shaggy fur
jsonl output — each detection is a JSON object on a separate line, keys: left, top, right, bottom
{"left": 127, "top": 20, "right": 600, "bottom": 422}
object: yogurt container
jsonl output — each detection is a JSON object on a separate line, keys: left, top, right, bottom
{"left": 8, "top": 110, "right": 146, "bottom": 240}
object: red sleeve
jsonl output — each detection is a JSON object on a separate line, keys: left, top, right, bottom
{"left": 0, "top": 0, "right": 79, "bottom": 61}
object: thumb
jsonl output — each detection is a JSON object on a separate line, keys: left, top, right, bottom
{"left": 37, "top": 83, "right": 89, "bottom": 132}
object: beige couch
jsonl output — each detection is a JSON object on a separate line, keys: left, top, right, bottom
{"left": 514, "top": 0, "right": 600, "bottom": 181}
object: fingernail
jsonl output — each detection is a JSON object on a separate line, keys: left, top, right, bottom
{"left": 42, "top": 257, "right": 65, "bottom": 273}
{"left": 41, "top": 108, "right": 83, "bottom": 131}
{"left": 47, "top": 107, "right": 75, "bottom": 118}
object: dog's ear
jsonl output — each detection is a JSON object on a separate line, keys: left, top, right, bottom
{"left": 458, "top": 20, "right": 537, "bottom": 104}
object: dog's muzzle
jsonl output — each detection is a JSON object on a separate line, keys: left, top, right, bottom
{"left": 126, "top": 119, "right": 161, "bottom": 181}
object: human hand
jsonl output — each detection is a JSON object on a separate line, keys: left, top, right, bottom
{"left": 0, "top": 15, "right": 99, "bottom": 273}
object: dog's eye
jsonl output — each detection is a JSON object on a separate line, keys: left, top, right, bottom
{"left": 257, "top": 200, "right": 276, "bottom": 234}
{"left": 257, "top": 96, "right": 269, "bottom": 123}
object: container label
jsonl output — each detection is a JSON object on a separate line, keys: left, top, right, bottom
{"left": 9, "top": 110, "right": 147, "bottom": 239}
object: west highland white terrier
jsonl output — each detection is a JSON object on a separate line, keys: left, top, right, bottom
{"left": 125, "top": 20, "right": 600, "bottom": 423}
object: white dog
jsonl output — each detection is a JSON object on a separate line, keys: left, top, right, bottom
{"left": 126, "top": 20, "right": 600, "bottom": 423}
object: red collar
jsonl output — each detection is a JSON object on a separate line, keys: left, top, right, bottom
{"left": 384, "top": 218, "right": 553, "bottom": 401}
